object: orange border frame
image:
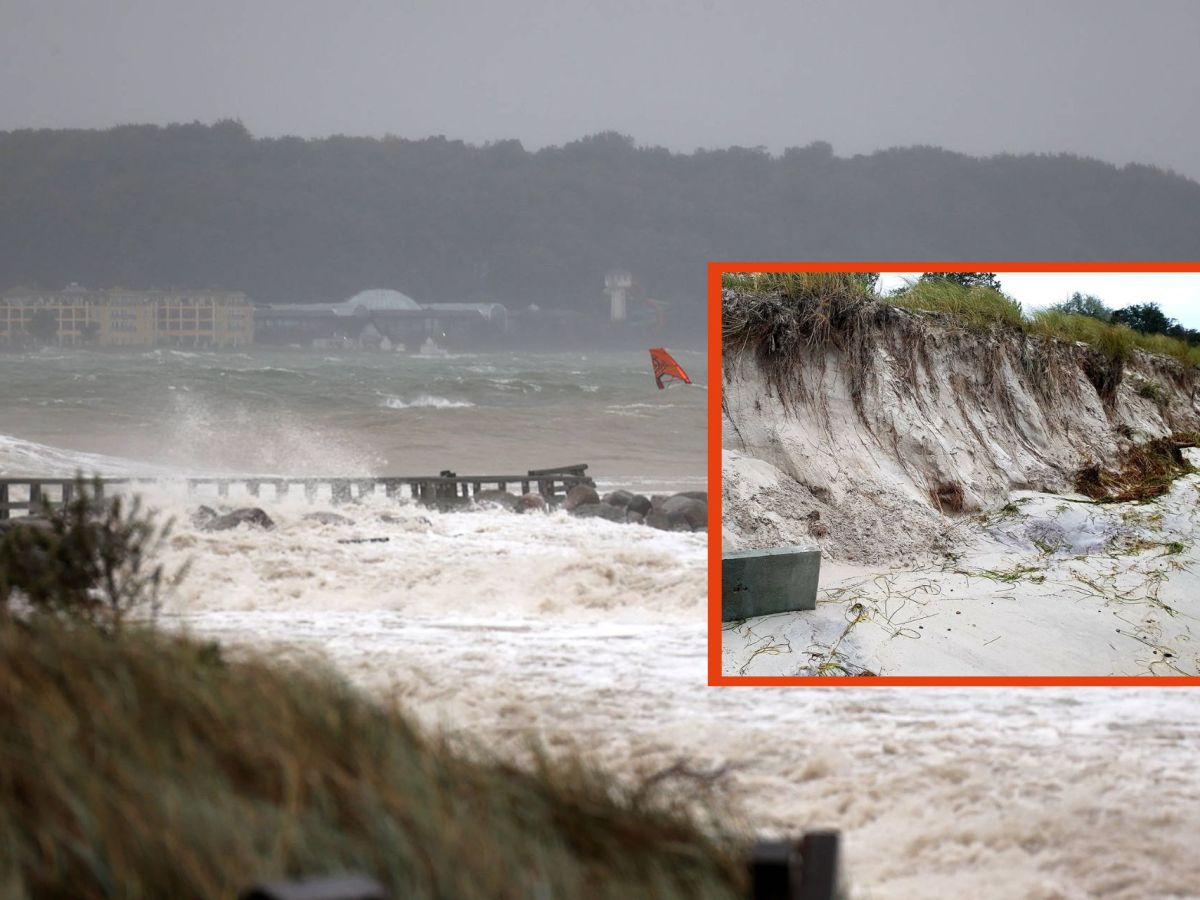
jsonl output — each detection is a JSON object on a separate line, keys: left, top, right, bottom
{"left": 707, "top": 260, "right": 1200, "bottom": 686}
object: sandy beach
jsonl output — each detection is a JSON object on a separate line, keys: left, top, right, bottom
{"left": 724, "top": 452, "right": 1200, "bottom": 677}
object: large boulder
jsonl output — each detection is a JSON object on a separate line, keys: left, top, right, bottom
{"left": 570, "top": 503, "right": 628, "bottom": 523}
{"left": 190, "top": 505, "right": 219, "bottom": 529}
{"left": 200, "top": 507, "right": 275, "bottom": 532}
{"left": 563, "top": 484, "right": 600, "bottom": 511}
{"left": 645, "top": 509, "right": 688, "bottom": 531}
{"left": 473, "top": 490, "right": 519, "bottom": 512}
{"left": 646, "top": 495, "right": 707, "bottom": 532}
{"left": 516, "top": 493, "right": 547, "bottom": 513}
{"left": 626, "top": 494, "right": 652, "bottom": 517}
{"left": 603, "top": 489, "right": 635, "bottom": 509}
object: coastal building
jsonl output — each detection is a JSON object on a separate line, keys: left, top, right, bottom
{"left": 253, "top": 289, "right": 509, "bottom": 349}
{"left": 604, "top": 270, "right": 632, "bottom": 321}
{"left": 0, "top": 286, "right": 254, "bottom": 348}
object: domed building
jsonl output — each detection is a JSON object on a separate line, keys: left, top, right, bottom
{"left": 332, "top": 289, "right": 422, "bottom": 316}
{"left": 254, "top": 288, "right": 509, "bottom": 350}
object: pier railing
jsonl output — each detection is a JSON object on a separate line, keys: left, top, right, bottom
{"left": 0, "top": 465, "right": 593, "bottom": 519}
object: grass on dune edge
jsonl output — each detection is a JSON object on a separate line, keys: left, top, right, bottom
{"left": 0, "top": 618, "right": 745, "bottom": 900}
{"left": 721, "top": 272, "right": 1200, "bottom": 370}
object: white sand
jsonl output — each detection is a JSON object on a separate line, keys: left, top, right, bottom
{"left": 725, "top": 470, "right": 1200, "bottom": 676}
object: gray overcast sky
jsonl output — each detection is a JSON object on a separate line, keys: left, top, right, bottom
{"left": 2, "top": 0, "right": 1199, "bottom": 179}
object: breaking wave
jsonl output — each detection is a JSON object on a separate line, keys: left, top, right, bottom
{"left": 0, "top": 432, "right": 175, "bottom": 477}
{"left": 381, "top": 394, "right": 476, "bottom": 409}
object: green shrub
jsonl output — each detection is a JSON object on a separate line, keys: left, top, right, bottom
{"left": 0, "top": 477, "right": 186, "bottom": 629}
{"left": 1133, "top": 377, "right": 1170, "bottom": 407}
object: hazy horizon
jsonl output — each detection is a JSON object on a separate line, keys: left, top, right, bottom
{"left": 4, "top": 0, "right": 1199, "bottom": 179}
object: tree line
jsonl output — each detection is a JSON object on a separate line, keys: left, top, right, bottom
{"left": 4, "top": 121, "right": 1200, "bottom": 332}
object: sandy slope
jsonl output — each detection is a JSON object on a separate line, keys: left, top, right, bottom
{"left": 724, "top": 458, "right": 1200, "bottom": 676}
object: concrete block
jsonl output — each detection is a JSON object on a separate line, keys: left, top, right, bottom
{"left": 722, "top": 545, "right": 821, "bottom": 621}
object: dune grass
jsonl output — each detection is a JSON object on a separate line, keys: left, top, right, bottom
{"left": 721, "top": 272, "right": 883, "bottom": 412}
{"left": 0, "top": 618, "right": 745, "bottom": 900}
{"left": 723, "top": 272, "right": 1200, "bottom": 370}
{"left": 887, "top": 279, "right": 1024, "bottom": 331}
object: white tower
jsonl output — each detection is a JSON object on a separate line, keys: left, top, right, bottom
{"left": 604, "top": 270, "right": 632, "bottom": 322}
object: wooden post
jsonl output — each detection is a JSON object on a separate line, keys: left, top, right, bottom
{"left": 798, "top": 831, "right": 840, "bottom": 900}
{"left": 247, "top": 480, "right": 260, "bottom": 498}
{"left": 218, "top": 481, "right": 229, "bottom": 498}
{"left": 331, "top": 480, "right": 351, "bottom": 504}
{"left": 0, "top": 483, "right": 8, "bottom": 520}
{"left": 304, "top": 481, "right": 318, "bottom": 502}
{"left": 29, "top": 482, "right": 42, "bottom": 515}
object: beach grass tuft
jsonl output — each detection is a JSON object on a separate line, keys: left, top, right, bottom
{"left": 0, "top": 618, "right": 746, "bottom": 900}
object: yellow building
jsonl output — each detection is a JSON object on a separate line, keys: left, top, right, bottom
{"left": 0, "top": 286, "right": 254, "bottom": 348}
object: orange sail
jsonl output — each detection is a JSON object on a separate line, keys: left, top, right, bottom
{"left": 649, "top": 347, "right": 692, "bottom": 390}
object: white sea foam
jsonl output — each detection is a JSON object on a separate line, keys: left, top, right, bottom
{"left": 4, "top": 428, "right": 1198, "bottom": 898}
{"left": 381, "top": 394, "right": 476, "bottom": 410}
{"left": 0, "top": 432, "right": 176, "bottom": 477}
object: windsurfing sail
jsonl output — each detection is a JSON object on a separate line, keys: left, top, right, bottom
{"left": 649, "top": 347, "right": 692, "bottom": 390}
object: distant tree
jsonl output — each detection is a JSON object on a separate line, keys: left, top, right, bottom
{"left": 853, "top": 273, "right": 880, "bottom": 294}
{"left": 1051, "top": 292, "right": 1111, "bottom": 321}
{"left": 5, "top": 123, "right": 1200, "bottom": 331}
{"left": 1111, "top": 303, "right": 1174, "bottom": 336}
{"left": 920, "top": 272, "right": 1003, "bottom": 292}
{"left": 27, "top": 309, "right": 58, "bottom": 344}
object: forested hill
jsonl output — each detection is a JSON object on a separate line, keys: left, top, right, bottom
{"left": 4, "top": 120, "right": 1200, "bottom": 320}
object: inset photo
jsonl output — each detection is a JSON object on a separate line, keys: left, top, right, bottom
{"left": 714, "top": 265, "right": 1200, "bottom": 682}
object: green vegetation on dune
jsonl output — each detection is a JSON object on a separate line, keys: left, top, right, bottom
{"left": 890, "top": 279, "right": 1024, "bottom": 330}
{"left": 722, "top": 272, "right": 1200, "bottom": 370}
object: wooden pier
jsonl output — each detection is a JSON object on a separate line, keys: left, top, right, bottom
{"left": 0, "top": 464, "right": 593, "bottom": 519}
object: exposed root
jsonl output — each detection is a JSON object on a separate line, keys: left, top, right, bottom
{"left": 1075, "top": 433, "right": 1200, "bottom": 502}
{"left": 929, "top": 481, "right": 965, "bottom": 514}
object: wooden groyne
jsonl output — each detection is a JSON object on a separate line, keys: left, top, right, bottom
{"left": 0, "top": 464, "right": 593, "bottom": 519}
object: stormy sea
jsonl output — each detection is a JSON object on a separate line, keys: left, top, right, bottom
{"left": 4, "top": 347, "right": 1199, "bottom": 898}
